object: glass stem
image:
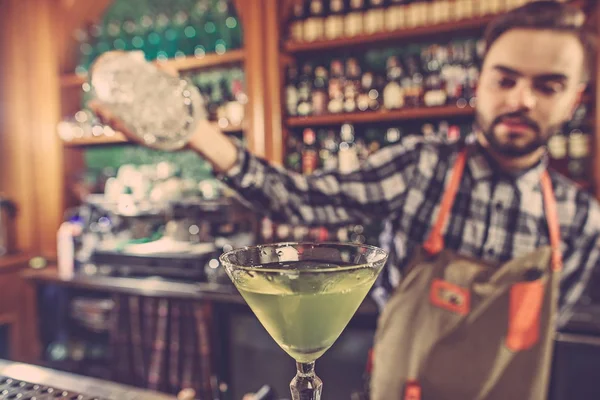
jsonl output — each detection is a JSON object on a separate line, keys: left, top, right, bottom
{"left": 290, "top": 361, "right": 323, "bottom": 400}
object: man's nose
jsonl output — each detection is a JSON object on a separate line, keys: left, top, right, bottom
{"left": 506, "top": 82, "right": 537, "bottom": 111}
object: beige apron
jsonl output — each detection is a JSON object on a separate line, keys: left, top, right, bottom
{"left": 371, "top": 149, "right": 563, "bottom": 400}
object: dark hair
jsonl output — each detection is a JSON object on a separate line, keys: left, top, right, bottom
{"left": 484, "top": 0, "right": 597, "bottom": 82}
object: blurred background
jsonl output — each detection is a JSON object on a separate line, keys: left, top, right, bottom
{"left": 0, "top": 0, "right": 598, "bottom": 399}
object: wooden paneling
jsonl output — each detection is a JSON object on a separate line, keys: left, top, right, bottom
{"left": 0, "top": 0, "right": 64, "bottom": 258}
{"left": 238, "top": 0, "right": 267, "bottom": 157}
{"left": 263, "top": 0, "right": 285, "bottom": 165}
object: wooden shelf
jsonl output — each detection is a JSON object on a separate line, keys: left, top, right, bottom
{"left": 60, "top": 49, "right": 246, "bottom": 89}
{"left": 62, "top": 122, "right": 245, "bottom": 147}
{"left": 286, "top": 105, "right": 475, "bottom": 127}
{"left": 284, "top": 15, "right": 496, "bottom": 54}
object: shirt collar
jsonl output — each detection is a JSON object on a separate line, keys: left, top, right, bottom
{"left": 467, "top": 143, "right": 548, "bottom": 190}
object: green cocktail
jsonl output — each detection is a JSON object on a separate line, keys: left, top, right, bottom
{"left": 220, "top": 243, "right": 388, "bottom": 400}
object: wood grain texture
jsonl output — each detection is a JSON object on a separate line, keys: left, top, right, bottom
{"left": 263, "top": 0, "right": 285, "bottom": 165}
{"left": 239, "top": 0, "right": 267, "bottom": 157}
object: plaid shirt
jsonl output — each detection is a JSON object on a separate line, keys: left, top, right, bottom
{"left": 221, "top": 136, "right": 600, "bottom": 326}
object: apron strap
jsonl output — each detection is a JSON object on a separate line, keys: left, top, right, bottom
{"left": 540, "top": 171, "right": 563, "bottom": 271}
{"left": 423, "top": 149, "right": 562, "bottom": 270}
{"left": 423, "top": 149, "right": 468, "bottom": 255}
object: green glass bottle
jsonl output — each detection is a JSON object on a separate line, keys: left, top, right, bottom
{"left": 190, "top": 0, "right": 212, "bottom": 56}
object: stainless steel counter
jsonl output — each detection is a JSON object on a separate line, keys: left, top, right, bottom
{"left": 0, "top": 360, "right": 176, "bottom": 400}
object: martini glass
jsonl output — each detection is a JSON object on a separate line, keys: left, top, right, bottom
{"left": 220, "top": 242, "right": 388, "bottom": 400}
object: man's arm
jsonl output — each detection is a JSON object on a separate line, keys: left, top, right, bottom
{"left": 189, "top": 121, "right": 421, "bottom": 226}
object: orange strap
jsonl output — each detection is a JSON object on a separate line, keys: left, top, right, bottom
{"left": 540, "top": 171, "right": 563, "bottom": 271}
{"left": 423, "top": 149, "right": 468, "bottom": 255}
{"left": 423, "top": 150, "right": 562, "bottom": 272}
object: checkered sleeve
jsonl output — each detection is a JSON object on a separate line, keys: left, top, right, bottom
{"left": 219, "top": 137, "right": 422, "bottom": 227}
{"left": 557, "top": 196, "right": 600, "bottom": 327}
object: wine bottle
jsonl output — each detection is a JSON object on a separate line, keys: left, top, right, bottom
{"left": 364, "top": 0, "right": 387, "bottom": 35}
{"left": 345, "top": 0, "right": 365, "bottom": 38}
{"left": 338, "top": 124, "right": 360, "bottom": 173}
{"left": 297, "top": 62, "right": 314, "bottom": 116}
{"left": 289, "top": 2, "right": 306, "bottom": 42}
{"left": 567, "top": 129, "right": 591, "bottom": 181}
{"left": 344, "top": 58, "right": 362, "bottom": 113}
{"left": 312, "top": 65, "right": 329, "bottom": 115}
{"left": 423, "top": 45, "right": 447, "bottom": 107}
{"left": 403, "top": 53, "right": 424, "bottom": 108}
{"left": 383, "top": 56, "right": 405, "bottom": 110}
{"left": 386, "top": 0, "right": 407, "bottom": 31}
{"left": 304, "top": 0, "right": 326, "bottom": 42}
{"left": 328, "top": 59, "right": 345, "bottom": 114}
{"left": 302, "top": 128, "right": 319, "bottom": 174}
{"left": 325, "top": 0, "right": 346, "bottom": 40}
{"left": 285, "top": 64, "right": 300, "bottom": 116}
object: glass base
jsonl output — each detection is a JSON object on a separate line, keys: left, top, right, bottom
{"left": 290, "top": 362, "right": 323, "bottom": 400}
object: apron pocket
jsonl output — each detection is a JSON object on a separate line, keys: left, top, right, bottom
{"left": 506, "top": 280, "right": 545, "bottom": 351}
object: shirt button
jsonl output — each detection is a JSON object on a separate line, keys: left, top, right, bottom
{"left": 487, "top": 248, "right": 495, "bottom": 256}
{"left": 495, "top": 202, "right": 503, "bottom": 211}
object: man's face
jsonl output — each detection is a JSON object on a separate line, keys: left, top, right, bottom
{"left": 476, "top": 29, "right": 586, "bottom": 159}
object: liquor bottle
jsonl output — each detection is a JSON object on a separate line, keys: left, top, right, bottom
{"left": 297, "top": 63, "right": 314, "bottom": 116}
{"left": 216, "top": 78, "right": 231, "bottom": 126}
{"left": 547, "top": 131, "right": 569, "bottom": 175}
{"left": 403, "top": 53, "right": 424, "bottom": 107}
{"left": 289, "top": 2, "right": 306, "bottom": 42}
{"left": 345, "top": 0, "right": 366, "bottom": 38}
{"left": 304, "top": 0, "right": 326, "bottom": 42}
{"left": 302, "top": 128, "right": 319, "bottom": 174}
{"left": 226, "top": 69, "right": 246, "bottom": 127}
{"left": 386, "top": 0, "right": 407, "bottom": 31}
{"left": 338, "top": 124, "right": 360, "bottom": 173}
{"left": 325, "top": 0, "right": 346, "bottom": 40}
{"left": 463, "top": 40, "right": 480, "bottom": 107}
{"left": 190, "top": 0, "right": 211, "bottom": 58}
{"left": 384, "top": 127, "right": 401, "bottom": 146}
{"left": 226, "top": 0, "right": 244, "bottom": 49}
{"left": 383, "top": 56, "right": 405, "bottom": 110}
{"left": 286, "top": 134, "right": 303, "bottom": 173}
{"left": 567, "top": 129, "right": 591, "bottom": 182}
{"left": 344, "top": 58, "right": 362, "bottom": 112}
{"left": 328, "top": 59, "right": 345, "bottom": 114}
{"left": 312, "top": 65, "right": 329, "bottom": 115}
{"left": 364, "top": 0, "right": 387, "bottom": 35}
{"left": 214, "top": 0, "right": 233, "bottom": 53}
{"left": 285, "top": 64, "right": 300, "bottom": 116}
{"left": 423, "top": 45, "right": 448, "bottom": 107}
{"left": 357, "top": 72, "right": 373, "bottom": 112}
{"left": 320, "top": 129, "right": 339, "bottom": 170}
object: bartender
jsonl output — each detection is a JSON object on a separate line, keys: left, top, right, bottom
{"left": 92, "top": 1, "right": 599, "bottom": 398}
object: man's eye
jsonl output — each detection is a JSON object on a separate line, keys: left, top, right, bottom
{"left": 498, "top": 77, "right": 516, "bottom": 89}
{"left": 535, "top": 82, "right": 562, "bottom": 95}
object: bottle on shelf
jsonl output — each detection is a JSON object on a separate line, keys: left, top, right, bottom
{"left": 345, "top": 0, "right": 366, "bottom": 38}
{"left": 304, "top": 0, "right": 326, "bottom": 42}
{"left": 364, "top": 0, "right": 387, "bottom": 35}
{"left": 386, "top": 0, "right": 407, "bottom": 32}
{"left": 312, "top": 65, "right": 330, "bottom": 115}
{"left": 567, "top": 128, "right": 591, "bottom": 183}
{"left": 338, "top": 123, "right": 360, "bottom": 173}
{"left": 297, "top": 62, "right": 315, "bottom": 116}
{"left": 289, "top": 2, "right": 306, "bottom": 42}
{"left": 325, "top": 0, "right": 346, "bottom": 40}
{"left": 344, "top": 57, "right": 362, "bottom": 113}
{"left": 302, "top": 128, "right": 319, "bottom": 175}
{"left": 383, "top": 55, "right": 405, "bottom": 110}
{"left": 328, "top": 59, "right": 346, "bottom": 114}
{"left": 285, "top": 64, "right": 300, "bottom": 116}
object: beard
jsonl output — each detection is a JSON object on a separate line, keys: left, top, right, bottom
{"left": 475, "top": 110, "right": 559, "bottom": 158}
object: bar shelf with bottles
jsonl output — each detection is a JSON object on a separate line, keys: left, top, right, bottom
{"left": 284, "top": 37, "right": 481, "bottom": 126}
{"left": 284, "top": 0, "right": 535, "bottom": 54}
